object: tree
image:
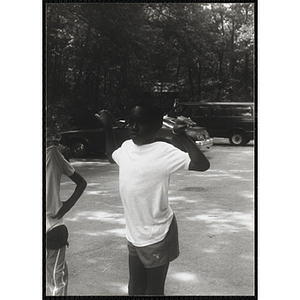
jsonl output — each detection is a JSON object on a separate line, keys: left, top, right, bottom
{"left": 45, "top": 2, "right": 255, "bottom": 128}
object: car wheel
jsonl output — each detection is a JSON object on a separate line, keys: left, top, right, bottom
{"left": 70, "top": 140, "right": 89, "bottom": 157}
{"left": 229, "top": 131, "right": 247, "bottom": 146}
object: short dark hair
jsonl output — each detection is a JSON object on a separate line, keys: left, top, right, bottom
{"left": 129, "top": 102, "right": 163, "bottom": 124}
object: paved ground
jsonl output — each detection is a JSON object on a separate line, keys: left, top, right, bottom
{"left": 60, "top": 138, "right": 255, "bottom": 296}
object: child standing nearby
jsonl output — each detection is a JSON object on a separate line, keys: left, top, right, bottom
{"left": 46, "top": 124, "right": 87, "bottom": 296}
{"left": 95, "top": 103, "right": 210, "bottom": 296}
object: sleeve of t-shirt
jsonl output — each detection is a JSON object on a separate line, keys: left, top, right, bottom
{"left": 165, "top": 144, "right": 191, "bottom": 174}
{"left": 112, "top": 147, "right": 121, "bottom": 166}
{"left": 57, "top": 150, "right": 75, "bottom": 177}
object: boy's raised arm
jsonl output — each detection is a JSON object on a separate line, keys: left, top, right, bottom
{"left": 95, "top": 110, "right": 118, "bottom": 163}
{"left": 172, "top": 117, "right": 210, "bottom": 172}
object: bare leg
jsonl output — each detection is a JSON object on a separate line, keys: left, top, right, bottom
{"left": 128, "top": 255, "right": 147, "bottom": 295}
{"left": 145, "top": 262, "right": 170, "bottom": 295}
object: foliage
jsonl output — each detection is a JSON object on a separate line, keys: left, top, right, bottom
{"left": 45, "top": 2, "right": 255, "bottom": 129}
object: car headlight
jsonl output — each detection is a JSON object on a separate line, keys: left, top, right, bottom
{"left": 196, "top": 133, "right": 205, "bottom": 141}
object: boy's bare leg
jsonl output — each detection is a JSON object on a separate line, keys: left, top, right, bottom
{"left": 128, "top": 254, "right": 169, "bottom": 295}
{"left": 145, "top": 262, "right": 169, "bottom": 295}
{"left": 128, "top": 255, "right": 147, "bottom": 295}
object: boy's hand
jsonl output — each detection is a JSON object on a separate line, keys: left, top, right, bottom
{"left": 95, "top": 110, "right": 114, "bottom": 128}
{"left": 173, "top": 116, "right": 196, "bottom": 134}
{"left": 53, "top": 203, "right": 67, "bottom": 219}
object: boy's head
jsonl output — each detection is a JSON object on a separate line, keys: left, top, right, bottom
{"left": 128, "top": 103, "right": 163, "bottom": 146}
{"left": 46, "top": 123, "right": 61, "bottom": 147}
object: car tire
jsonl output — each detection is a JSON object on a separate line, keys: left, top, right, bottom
{"left": 70, "top": 140, "right": 89, "bottom": 158}
{"left": 229, "top": 131, "right": 247, "bottom": 146}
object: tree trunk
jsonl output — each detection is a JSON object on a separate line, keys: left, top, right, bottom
{"left": 217, "top": 51, "right": 224, "bottom": 100}
{"left": 94, "top": 57, "right": 101, "bottom": 110}
{"left": 175, "top": 64, "right": 181, "bottom": 86}
{"left": 244, "top": 51, "right": 249, "bottom": 88}
{"left": 231, "top": 17, "right": 235, "bottom": 77}
{"left": 75, "top": 24, "right": 91, "bottom": 91}
{"left": 188, "top": 66, "right": 194, "bottom": 96}
{"left": 197, "top": 60, "right": 201, "bottom": 98}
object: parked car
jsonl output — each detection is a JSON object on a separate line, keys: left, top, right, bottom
{"left": 160, "top": 116, "right": 213, "bottom": 151}
{"left": 59, "top": 117, "right": 213, "bottom": 158}
{"left": 167, "top": 101, "right": 254, "bottom": 145}
{"left": 59, "top": 121, "right": 127, "bottom": 158}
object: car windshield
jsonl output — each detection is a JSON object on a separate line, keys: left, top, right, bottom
{"left": 112, "top": 118, "right": 129, "bottom": 128}
{"left": 168, "top": 105, "right": 185, "bottom": 117}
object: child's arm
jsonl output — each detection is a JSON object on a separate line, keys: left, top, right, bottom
{"left": 54, "top": 171, "right": 87, "bottom": 219}
{"left": 95, "top": 110, "right": 118, "bottom": 163}
{"left": 172, "top": 117, "right": 210, "bottom": 172}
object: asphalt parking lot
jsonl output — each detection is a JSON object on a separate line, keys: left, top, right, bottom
{"left": 59, "top": 138, "right": 255, "bottom": 296}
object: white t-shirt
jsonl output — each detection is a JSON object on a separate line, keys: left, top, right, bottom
{"left": 46, "top": 145, "right": 75, "bottom": 232}
{"left": 112, "top": 140, "right": 190, "bottom": 247}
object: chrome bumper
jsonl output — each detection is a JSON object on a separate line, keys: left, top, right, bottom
{"left": 195, "top": 138, "right": 214, "bottom": 150}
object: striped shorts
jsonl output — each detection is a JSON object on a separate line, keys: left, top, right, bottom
{"left": 46, "top": 246, "right": 68, "bottom": 296}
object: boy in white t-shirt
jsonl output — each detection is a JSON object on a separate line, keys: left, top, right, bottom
{"left": 95, "top": 103, "right": 210, "bottom": 295}
{"left": 46, "top": 124, "right": 87, "bottom": 296}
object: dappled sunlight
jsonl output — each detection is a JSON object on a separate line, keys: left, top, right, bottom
{"left": 211, "top": 169, "right": 230, "bottom": 173}
{"left": 73, "top": 227, "right": 125, "bottom": 238}
{"left": 169, "top": 195, "right": 199, "bottom": 204}
{"left": 87, "top": 182, "right": 103, "bottom": 187}
{"left": 168, "top": 195, "right": 188, "bottom": 202}
{"left": 211, "top": 222, "right": 239, "bottom": 232}
{"left": 191, "top": 168, "right": 253, "bottom": 180}
{"left": 240, "top": 253, "right": 254, "bottom": 261}
{"left": 236, "top": 178, "right": 252, "bottom": 182}
{"left": 86, "top": 258, "right": 100, "bottom": 264}
{"left": 180, "top": 186, "right": 205, "bottom": 192}
{"left": 107, "top": 282, "right": 127, "bottom": 295}
{"left": 105, "top": 227, "right": 126, "bottom": 237}
{"left": 85, "top": 231, "right": 107, "bottom": 236}
{"left": 66, "top": 217, "right": 79, "bottom": 222}
{"left": 183, "top": 199, "right": 198, "bottom": 203}
{"left": 170, "top": 271, "right": 198, "bottom": 282}
{"left": 173, "top": 168, "right": 253, "bottom": 182}
{"left": 239, "top": 191, "right": 254, "bottom": 200}
{"left": 61, "top": 181, "right": 74, "bottom": 186}
{"left": 71, "top": 161, "right": 111, "bottom": 167}
{"left": 202, "top": 248, "right": 217, "bottom": 254}
{"left": 117, "top": 243, "right": 128, "bottom": 250}
{"left": 120, "top": 284, "right": 128, "bottom": 294}
{"left": 65, "top": 210, "right": 125, "bottom": 225}
{"left": 193, "top": 172, "right": 242, "bottom": 180}
{"left": 86, "top": 191, "right": 109, "bottom": 195}
{"left": 228, "top": 169, "right": 253, "bottom": 173}
{"left": 71, "top": 228, "right": 124, "bottom": 238}
{"left": 84, "top": 211, "right": 125, "bottom": 224}
{"left": 187, "top": 209, "right": 253, "bottom": 233}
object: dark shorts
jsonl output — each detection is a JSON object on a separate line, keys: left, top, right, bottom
{"left": 46, "top": 225, "right": 69, "bottom": 250}
{"left": 127, "top": 215, "right": 180, "bottom": 268}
